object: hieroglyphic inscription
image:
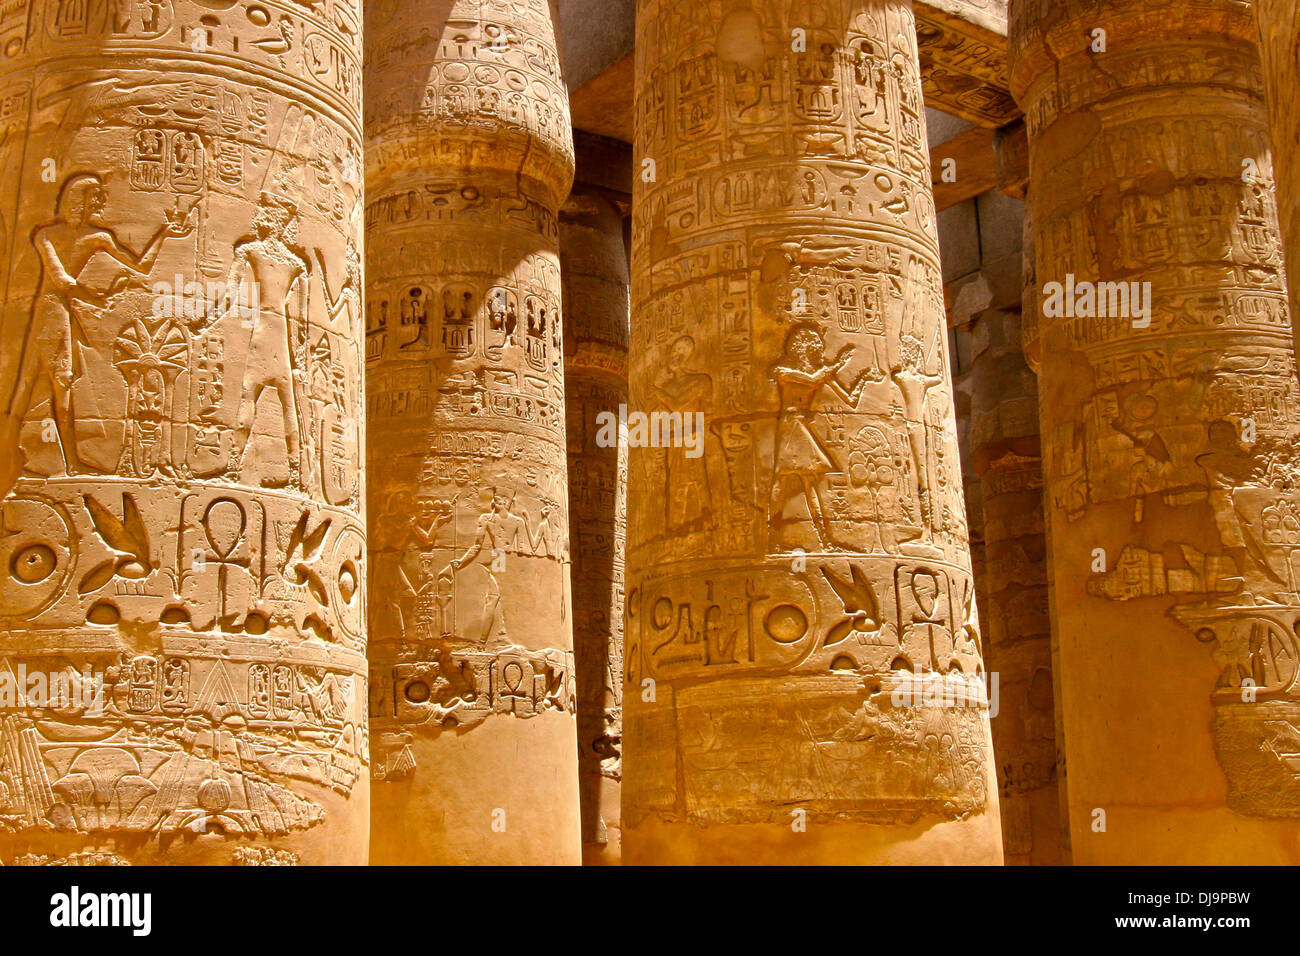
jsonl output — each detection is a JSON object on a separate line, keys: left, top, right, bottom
{"left": 0, "top": 0, "right": 367, "bottom": 864}
{"left": 561, "top": 185, "right": 628, "bottom": 865}
{"left": 1010, "top": 0, "right": 1300, "bottom": 847}
{"left": 914, "top": 0, "right": 1017, "bottom": 126}
{"left": 1255, "top": 0, "right": 1300, "bottom": 360}
{"left": 365, "top": 0, "right": 580, "bottom": 865}
{"left": 968, "top": 305, "right": 1063, "bottom": 864}
{"left": 625, "top": 0, "right": 999, "bottom": 862}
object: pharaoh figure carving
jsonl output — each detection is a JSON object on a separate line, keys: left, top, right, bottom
{"left": 1011, "top": 0, "right": 1300, "bottom": 862}
{"left": 365, "top": 0, "right": 581, "bottom": 864}
{"left": 0, "top": 0, "right": 368, "bottom": 863}
{"left": 625, "top": 0, "right": 1001, "bottom": 863}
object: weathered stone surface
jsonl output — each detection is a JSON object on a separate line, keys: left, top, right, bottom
{"left": 566, "top": 0, "right": 1018, "bottom": 143}
{"left": 365, "top": 0, "right": 581, "bottom": 865}
{"left": 625, "top": 0, "right": 1001, "bottom": 864}
{"left": 1256, "top": 0, "right": 1300, "bottom": 359}
{"left": 969, "top": 305, "right": 1064, "bottom": 865}
{"left": 574, "top": 131, "right": 635, "bottom": 196}
{"left": 993, "top": 119, "right": 1028, "bottom": 201}
{"left": 1016, "top": 194, "right": 1072, "bottom": 862}
{"left": 561, "top": 183, "right": 629, "bottom": 866}
{"left": 914, "top": 0, "right": 1018, "bottom": 126}
{"left": 1011, "top": 0, "right": 1300, "bottom": 863}
{"left": 1020, "top": 196, "right": 1040, "bottom": 376}
{"left": 0, "top": 0, "right": 368, "bottom": 864}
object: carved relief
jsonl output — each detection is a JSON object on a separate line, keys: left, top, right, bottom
{"left": 913, "top": 0, "right": 1017, "bottom": 127}
{"left": 1010, "top": 0, "right": 1300, "bottom": 850}
{"left": 561, "top": 185, "right": 628, "bottom": 865}
{"left": 968, "top": 302, "right": 1064, "bottom": 864}
{"left": 625, "top": 0, "right": 999, "bottom": 863}
{"left": 1255, "top": 0, "right": 1300, "bottom": 360}
{"left": 0, "top": 0, "right": 367, "bottom": 864}
{"left": 365, "top": 0, "right": 580, "bottom": 865}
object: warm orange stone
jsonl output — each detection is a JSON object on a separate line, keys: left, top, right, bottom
{"left": 1256, "top": 0, "right": 1300, "bottom": 359}
{"left": 0, "top": 0, "right": 368, "bottom": 864}
{"left": 624, "top": 0, "right": 1001, "bottom": 864}
{"left": 365, "top": 0, "right": 581, "bottom": 864}
{"left": 969, "top": 304, "right": 1066, "bottom": 865}
{"left": 561, "top": 182, "right": 629, "bottom": 866}
{"left": 1011, "top": 0, "right": 1300, "bottom": 863}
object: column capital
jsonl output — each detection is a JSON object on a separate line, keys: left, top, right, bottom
{"left": 366, "top": 0, "right": 575, "bottom": 207}
{"left": 1009, "top": 0, "right": 1260, "bottom": 110}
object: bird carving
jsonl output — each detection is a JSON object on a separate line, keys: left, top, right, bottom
{"left": 820, "top": 564, "right": 883, "bottom": 646}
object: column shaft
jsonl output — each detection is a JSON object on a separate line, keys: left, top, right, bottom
{"left": 1011, "top": 0, "right": 1300, "bottom": 863}
{"left": 0, "top": 0, "right": 368, "bottom": 864}
{"left": 561, "top": 183, "right": 629, "bottom": 866}
{"left": 365, "top": 0, "right": 580, "bottom": 865}
{"left": 626, "top": 0, "right": 1001, "bottom": 864}
{"left": 970, "top": 305, "right": 1066, "bottom": 865}
{"left": 1256, "top": 0, "right": 1300, "bottom": 358}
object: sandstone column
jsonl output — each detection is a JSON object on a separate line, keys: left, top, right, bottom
{"left": 969, "top": 304, "right": 1065, "bottom": 865}
{"left": 365, "top": 0, "right": 581, "bottom": 865}
{"left": 561, "top": 181, "right": 629, "bottom": 866}
{"left": 1255, "top": 0, "right": 1300, "bottom": 358}
{"left": 1011, "top": 0, "right": 1300, "bottom": 863}
{"left": 1019, "top": 196, "right": 1075, "bottom": 864}
{"left": 0, "top": 0, "right": 368, "bottom": 865}
{"left": 626, "top": 0, "right": 1002, "bottom": 864}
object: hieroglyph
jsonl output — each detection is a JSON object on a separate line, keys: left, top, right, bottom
{"left": 0, "top": 0, "right": 367, "bottom": 864}
{"left": 625, "top": 0, "right": 999, "bottom": 859}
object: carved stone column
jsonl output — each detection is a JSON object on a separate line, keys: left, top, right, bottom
{"left": 1011, "top": 0, "right": 1300, "bottom": 863}
{"left": 626, "top": 0, "right": 1001, "bottom": 864}
{"left": 1256, "top": 0, "right": 1300, "bottom": 357}
{"left": 365, "top": 0, "right": 580, "bottom": 865}
{"left": 969, "top": 304, "right": 1064, "bottom": 865}
{"left": 0, "top": 0, "right": 367, "bottom": 865}
{"left": 1018, "top": 195, "right": 1074, "bottom": 864}
{"left": 561, "top": 181, "right": 629, "bottom": 866}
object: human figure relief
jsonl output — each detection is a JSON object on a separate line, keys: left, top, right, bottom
{"left": 2, "top": 174, "right": 195, "bottom": 495}
{"left": 446, "top": 491, "right": 534, "bottom": 642}
{"left": 221, "top": 192, "right": 310, "bottom": 490}
{"left": 307, "top": 242, "right": 363, "bottom": 505}
{"left": 530, "top": 502, "right": 561, "bottom": 559}
{"left": 387, "top": 494, "right": 453, "bottom": 639}
{"left": 313, "top": 239, "right": 362, "bottom": 341}
{"left": 1109, "top": 392, "right": 1171, "bottom": 524}
{"left": 769, "top": 325, "right": 868, "bottom": 550}
{"left": 890, "top": 331, "right": 945, "bottom": 535}
{"left": 648, "top": 335, "right": 713, "bottom": 534}
{"left": 1198, "top": 420, "right": 1288, "bottom": 601}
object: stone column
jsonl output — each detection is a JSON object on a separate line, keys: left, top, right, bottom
{"left": 969, "top": 304, "right": 1065, "bottom": 865}
{"left": 561, "top": 182, "right": 629, "bottom": 866}
{"left": 0, "top": 0, "right": 368, "bottom": 865}
{"left": 1256, "top": 0, "right": 1300, "bottom": 358}
{"left": 1011, "top": 0, "right": 1300, "bottom": 863}
{"left": 1018, "top": 196, "right": 1075, "bottom": 864}
{"left": 626, "top": 0, "right": 1002, "bottom": 864}
{"left": 365, "top": 0, "right": 581, "bottom": 865}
